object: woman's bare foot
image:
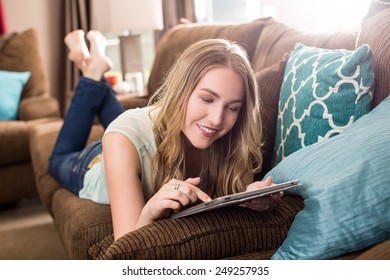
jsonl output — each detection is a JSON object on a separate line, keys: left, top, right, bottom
{"left": 81, "top": 30, "right": 113, "bottom": 81}
{"left": 64, "top": 30, "right": 90, "bottom": 68}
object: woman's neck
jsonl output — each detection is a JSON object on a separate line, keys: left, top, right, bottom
{"left": 186, "top": 147, "right": 204, "bottom": 178}
{"left": 184, "top": 141, "right": 204, "bottom": 179}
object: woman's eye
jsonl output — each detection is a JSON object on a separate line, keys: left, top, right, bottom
{"left": 227, "top": 106, "right": 239, "bottom": 112}
{"left": 201, "top": 98, "right": 213, "bottom": 103}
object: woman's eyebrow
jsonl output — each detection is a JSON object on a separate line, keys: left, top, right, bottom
{"left": 200, "top": 88, "right": 243, "bottom": 103}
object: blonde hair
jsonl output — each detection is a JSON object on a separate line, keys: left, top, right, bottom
{"left": 149, "top": 38, "right": 262, "bottom": 197}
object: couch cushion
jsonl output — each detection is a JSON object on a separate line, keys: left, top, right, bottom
{"left": 147, "top": 18, "right": 271, "bottom": 95}
{"left": 89, "top": 196, "right": 304, "bottom": 260}
{"left": 0, "top": 28, "right": 47, "bottom": 99}
{"left": 0, "top": 162, "right": 37, "bottom": 204}
{"left": 252, "top": 19, "right": 357, "bottom": 72}
{"left": 356, "top": 4, "right": 390, "bottom": 108}
{"left": 255, "top": 58, "right": 288, "bottom": 178}
{"left": 274, "top": 43, "right": 374, "bottom": 165}
{"left": 0, "top": 118, "right": 54, "bottom": 165}
{"left": 267, "top": 95, "right": 390, "bottom": 260}
{"left": 0, "top": 70, "right": 31, "bottom": 120}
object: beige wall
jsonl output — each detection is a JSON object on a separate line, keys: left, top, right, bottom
{"left": 3, "top": 0, "right": 64, "bottom": 102}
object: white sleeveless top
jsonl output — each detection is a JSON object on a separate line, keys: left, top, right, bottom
{"left": 79, "top": 106, "right": 158, "bottom": 205}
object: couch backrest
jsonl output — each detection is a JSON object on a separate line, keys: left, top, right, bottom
{"left": 0, "top": 28, "right": 48, "bottom": 99}
{"left": 252, "top": 18, "right": 358, "bottom": 72}
{"left": 356, "top": 2, "right": 390, "bottom": 108}
{"left": 147, "top": 18, "right": 272, "bottom": 96}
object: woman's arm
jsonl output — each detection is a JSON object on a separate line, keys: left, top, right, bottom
{"left": 103, "top": 132, "right": 212, "bottom": 240}
{"left": 103, "top": 132, "right": 145, "bottom": 240}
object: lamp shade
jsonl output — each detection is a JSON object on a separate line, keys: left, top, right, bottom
{"left": 91, "top": 0, "right": 164, "bottom": 32}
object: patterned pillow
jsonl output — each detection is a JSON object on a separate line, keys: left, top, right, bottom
{"left": 267, "top": 95, "right": 390, "bottom": 260}
{"left": 274, "top": 43, "right": 374, "bottom": 165}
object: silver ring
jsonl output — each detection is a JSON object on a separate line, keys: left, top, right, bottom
{"left": 174, "top": 184, "right": 180, "bottom": 191}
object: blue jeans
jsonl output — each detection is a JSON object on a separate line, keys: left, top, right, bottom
{"left": 49, "top": 77, "right": 124, "bottom": 194}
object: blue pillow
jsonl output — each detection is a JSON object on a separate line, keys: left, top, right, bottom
{"left": 267, "top": 95, "right": 390, "bottom": 260}
{"left": 0, "top": 70, "right": 31, "bottom": 120}
{"left": 274, "top": 43, "right": 374, "bottom": 165}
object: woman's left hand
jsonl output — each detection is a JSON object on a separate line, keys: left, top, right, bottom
{"left": 243, "top": 176, "right": 283, "bottom": 211}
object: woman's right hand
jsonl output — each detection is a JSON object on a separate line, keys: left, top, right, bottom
{"left": 136, "top": 177, "right": 211, "bottom": 228}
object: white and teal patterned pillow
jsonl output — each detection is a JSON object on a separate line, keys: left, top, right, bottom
{"left": 274, "top": 43, "right": 374, "bottom": 165}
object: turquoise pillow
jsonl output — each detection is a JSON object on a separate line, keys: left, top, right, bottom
{"left": 267, "top": 95, "right": 390, "bottom": 260}
{"left": 0, "top": 70, "right": 31, "bottom": 120}
{"left": 274, "top": 43, "right": 374, "bottom": 165}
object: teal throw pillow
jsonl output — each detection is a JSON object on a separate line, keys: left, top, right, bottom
{"left": 0, "top": 70, "right": 31, "bottom": 120}
{"left": 266, "top": 95, "right": 390, "bottom": 260}
{"left": 274, "top": 43, "right": 374, "bottom": 165}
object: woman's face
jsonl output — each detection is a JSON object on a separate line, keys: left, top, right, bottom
{"left": 182, "top": 67, "right": 245, "bottom": 150}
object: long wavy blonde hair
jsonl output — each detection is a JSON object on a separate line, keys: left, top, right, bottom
{"left": 149, "top": 38, "right": 262, "bottom": 197}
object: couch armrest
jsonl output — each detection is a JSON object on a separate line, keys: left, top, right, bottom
{"left": 29, "top": 120, "right": 104, "bottom": 211}
{"left": 89, "top": 196, "right": 304, "bottom": 260}
{"left": 19, "top": 95, "right": 61, "bottom": 121}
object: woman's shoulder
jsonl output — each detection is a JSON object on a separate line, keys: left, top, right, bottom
{"left": 109, "top": 106, "right": 156, "bottom": 126}
{"left": 104, "top": 106, "right": 158, "bottom": 146}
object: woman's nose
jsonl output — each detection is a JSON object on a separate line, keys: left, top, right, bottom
{"left": 208, "top": 106, "right": 223, "bottom": 126}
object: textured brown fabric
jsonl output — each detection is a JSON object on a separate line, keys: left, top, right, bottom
{"left": 0, "top": 163, "right": 37, "bottom": 204}
{"left": 29, "top": 121, "right": 104, "bottom": 211}
{"left": 52, "top": 189, "right": 112, "bottom": 259}
{"left": 19, "top": 96, "right": 60, "bottom": 121}
{"left": 0, "top": 121, "right": 30, "bottom": 165}
{"left": 0, "top": 28, "right": 47, "bottom": 99}
{"left": 256, "top": 58, "right": 288, "bottom": 177}
{"left": 356, "top": 6, "right": 390, "bottom": 109}
{"left": 252, "top": 19, "right": 356, "bottom": 72}
{"left": 147, "top": 18, "right": 272, "bottom": 96}
{"left": 89, "top": 196, "right": 304, "bottom": 260}
{"left": 0, "top": 32, "right": 14, "bottom": 51}
{"left": 356, "top": 240, "right": 390, "bottom": 260}
{"left": 29, "top": 121, "right": 63, "bottom": 211}
{"left": 0, "top": 118, "right": 58, "bottom": 166}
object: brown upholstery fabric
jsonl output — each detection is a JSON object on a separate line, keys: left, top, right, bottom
{"left": 252, "top": 19, "right": 357, "bottom": 72}
{"left": 29, "top": 121, "right": 64, "bottom": 211}
{"left": 0, "top": 118, "right": 58, "bottom": 165}
{"left": 52, "top": 189, "right": 112, "bottom": 260}
{"left": 89, "top": 196, "right": 304, "bottom": 260}
{"left": 356, "top": 240, "right": 390, "bottom": 260}
{"left": 256, "top": 58, "right": 288, "bottom": 177}
{"left": 147, "top": 18, "right": 272, "bottom": 96}
{"left": 0, "top": 163, "right": 37, "bottom": 204}
{"left": 29, "top": 121, "right": 104, "bottom": 211}
{"left": 19, "top": 95, "right": 60, "bottom": 121}
{"left": 0, "top": 28, "right": 47, "bottom": 99}
{"left": 356, "top": 6, "right": 390, "bottom": 109}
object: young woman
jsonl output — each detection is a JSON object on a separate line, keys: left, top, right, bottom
{"left": 50, "top": 30, "right": 282, "bottom": 240}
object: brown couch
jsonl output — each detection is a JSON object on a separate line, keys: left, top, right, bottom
{"left": 30, "top": 1, "right": 390, "bottom": 259}
{"left": 0, "top": 28, "right": 61, "bottom": 205}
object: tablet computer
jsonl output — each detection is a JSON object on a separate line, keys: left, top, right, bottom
{"left": 170, "top": 179, "right": 300, "bottom": 219}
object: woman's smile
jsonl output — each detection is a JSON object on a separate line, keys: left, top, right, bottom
{"left": 197, "top": 124, "right": 218, "bottom": 137}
